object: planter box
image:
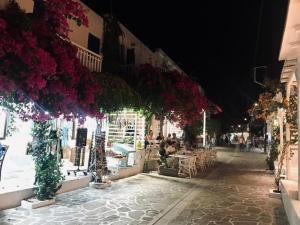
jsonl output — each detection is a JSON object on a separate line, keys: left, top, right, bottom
{"left": 269, "top": 189, "right": 281, "bottom": 199}
{"left": 158, "top": 166, "right": 179, "bottom": 177}
{"left": 21, "top": 197, "right": 55, "bottom": 209}
{"left": 266, "top": 169, "right": 274, "bottom": 174}
{"left": 90, "top": 181, "right": 111, "bottom": 189}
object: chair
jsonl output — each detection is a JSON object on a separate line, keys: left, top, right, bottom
{"left": 190, "top": 156, "right": 197, "bottom": 176}
{"left": 196, "top": 151, "right": 206, "bottom": 172}
{"left": 205, "top": 151, "right": 213, "bottom": 167}
{"left": 178, "top": 157, "right": 195, "bottom": 179}
{"left": 204, "top": 151, "right": 212, "bottom": 168}
{"left": 143, "top": 145, "right": 160, "bottom": 172}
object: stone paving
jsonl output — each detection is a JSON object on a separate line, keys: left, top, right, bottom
{"left": 0, "top": 148, "right": 289, "bottom": 225}
{"left": 163, "top": 149, "right": 289, "bottom": 225}
{"left": 0, "top": 174, "right": 193, "bottom": 225}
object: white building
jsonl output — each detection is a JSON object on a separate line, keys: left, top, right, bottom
{"left": 278, "top": 0, "right": 300, "bottom": 224}
{"left": 0, "top": 0, "right": 186, "bottom": 209}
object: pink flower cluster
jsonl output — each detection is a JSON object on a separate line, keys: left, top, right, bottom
{"left": 43, "top": 0, "right": 88, "bottom": 38}
{"left": 137, "top": 64, "right": 210, "bottom": 127}
{"left": 0, "top": 1, "right": 102, "bottom": 121}
{"left": 162, "top": 71, "right": 210, "bottom": 127}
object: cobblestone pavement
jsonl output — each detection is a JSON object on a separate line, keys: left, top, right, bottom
{"left": 0, "top": 148, "right": 288, "bottom": 225}
{"left": 160, "top": 149, "right": 289, "bottom": 225}
{"left": 0, "top": 174, "right": 193, "bottom": 225}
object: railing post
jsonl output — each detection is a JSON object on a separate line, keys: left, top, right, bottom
{"left": 71, "top": 41, "right": 102, "bottom": 72}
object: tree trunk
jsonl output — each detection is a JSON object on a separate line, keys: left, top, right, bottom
{"left": 264, "top": 121, "right": 267, "bottom": 153}
{"left": 159, "top": 116, "right": 164, "bottom": 137}
{"left": 145, "top": 113, "right": 153, "bottom": 135}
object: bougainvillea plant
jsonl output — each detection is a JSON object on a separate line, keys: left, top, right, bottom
{"left": 0, "top": 0, "right": 102, "bottom": 200}
{"left": 93, "top": 72, "right": 141, "bottom": 114}
{"left": 162, "top": 70, "right": 210, "bottom": 128}
{"left": 135, "top": 64, "right": 168, "bottom": 126}
{"left": 128, "top": 64, "right": 210, "bottom": 131}
{"left": 248, "top": 91, "right": 287, "bottom": 121}
{"left": 0, "top": 1, "right": 102, "bottom": 121}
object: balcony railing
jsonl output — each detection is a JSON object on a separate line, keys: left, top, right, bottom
{"left": 72, "top": 42, "right": 103, "bottom": 73}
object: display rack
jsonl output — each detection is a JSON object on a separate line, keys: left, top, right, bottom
{"left": 67, "top": 128, "right": 88, "bottom": 176}
{"left": 105, "top": 110, "right": 145, "bottom": 151}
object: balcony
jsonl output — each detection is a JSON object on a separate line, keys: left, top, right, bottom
{"left": 72, "top": 42, "right": 103, "bottom": 73}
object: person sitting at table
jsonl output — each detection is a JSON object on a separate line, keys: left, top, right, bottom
{"left": 147, "top": 130, "right": 154, "bottom": 140}
{"left": 158, "top": 141, "right": 167, "bottom": 166}
{"left": 171, "top": 133, "right": 179, "bottom": 146}
{"left": 144, "top": 136, "right": 150, "bottom": 149}
{"left": 156, "top": 132, "right": 164, "bottom": 141}
{"left": 166, "top": 144, "right": 176, "bottom": 155}
{"left": 171, "top": 133, "right": 178, "bottom": 143}
{"left": 166, "top": 133, "right": 172, "bottom": 145}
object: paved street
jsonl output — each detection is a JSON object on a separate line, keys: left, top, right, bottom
{"left": 155, "top": 148, "right": 289, "bottom": 225}
{"left": 0, "top": 148, "right": 288, "bottom": 225}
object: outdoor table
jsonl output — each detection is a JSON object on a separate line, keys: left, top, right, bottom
{"left": 168, "top": 154, "right": 194, "bottom": 178}
{"left": 168, "top": 154, "right": 191, "bottom": 159}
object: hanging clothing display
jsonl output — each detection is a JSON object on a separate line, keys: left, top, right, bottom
{"left": 94, "top": 123, "right": 107, "bottom": 183}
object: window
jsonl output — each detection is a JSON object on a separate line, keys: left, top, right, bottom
{"left": 120, "top": 44, "right": 126, "bottom": 64}
{"left": 88, "top": 33, "right": 100, "bottom": 54}
{"left": 126, "top": 48, "right": 135, "bottom": 65}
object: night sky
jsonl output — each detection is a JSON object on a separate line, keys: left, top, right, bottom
{"left": 83, "top": 0, "right": 288, "bottom": 127}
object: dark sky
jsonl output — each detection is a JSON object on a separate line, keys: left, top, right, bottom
{"left": 83, "top": 0, "right": 288, "bottom": 126}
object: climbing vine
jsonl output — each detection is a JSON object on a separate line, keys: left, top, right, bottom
{"left": 266, "top": 126, "right": 280, "bottom": 170}
{"left": 286, "top": 90, "right": 298, "bottom": 145}
{"left": 31, "top": 121, "right": 64, "bottom": 200}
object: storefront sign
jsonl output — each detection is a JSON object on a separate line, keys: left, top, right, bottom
{"left": 76, "top": 128, "right": 87, "bottom": 147}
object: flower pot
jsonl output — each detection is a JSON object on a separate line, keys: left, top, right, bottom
{"left": 158, "top": 166, "right": 178, "bottom": 177}
{"left": 269, "top": 189, "right": 281, "bottom": 199}
{"left": 90, "top": 180, "right": 112, "bottom": 189}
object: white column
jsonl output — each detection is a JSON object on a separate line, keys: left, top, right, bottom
{"left": 265, "top": 120, "right": 271, "bottom": 154}
{"left": 278, "top": 108, "right": 284, "bottom": 153}
{"left": 203, "top": 110, "right": 206, "bottom": 147}
{"left": 163, "top": 119, "right": 168, "bottom": 138}
{"left": 286, "top": 82, "right": 291, "bottom": 179}
{"left": 133, "top": 113, "right": 137, "bottom": 150}
{"left": 295, "top": 57, "right": 300, "bottom": 200}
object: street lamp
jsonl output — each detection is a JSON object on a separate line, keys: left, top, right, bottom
{"left": 202, "top": 109, "right": 206, "bottom": 147}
